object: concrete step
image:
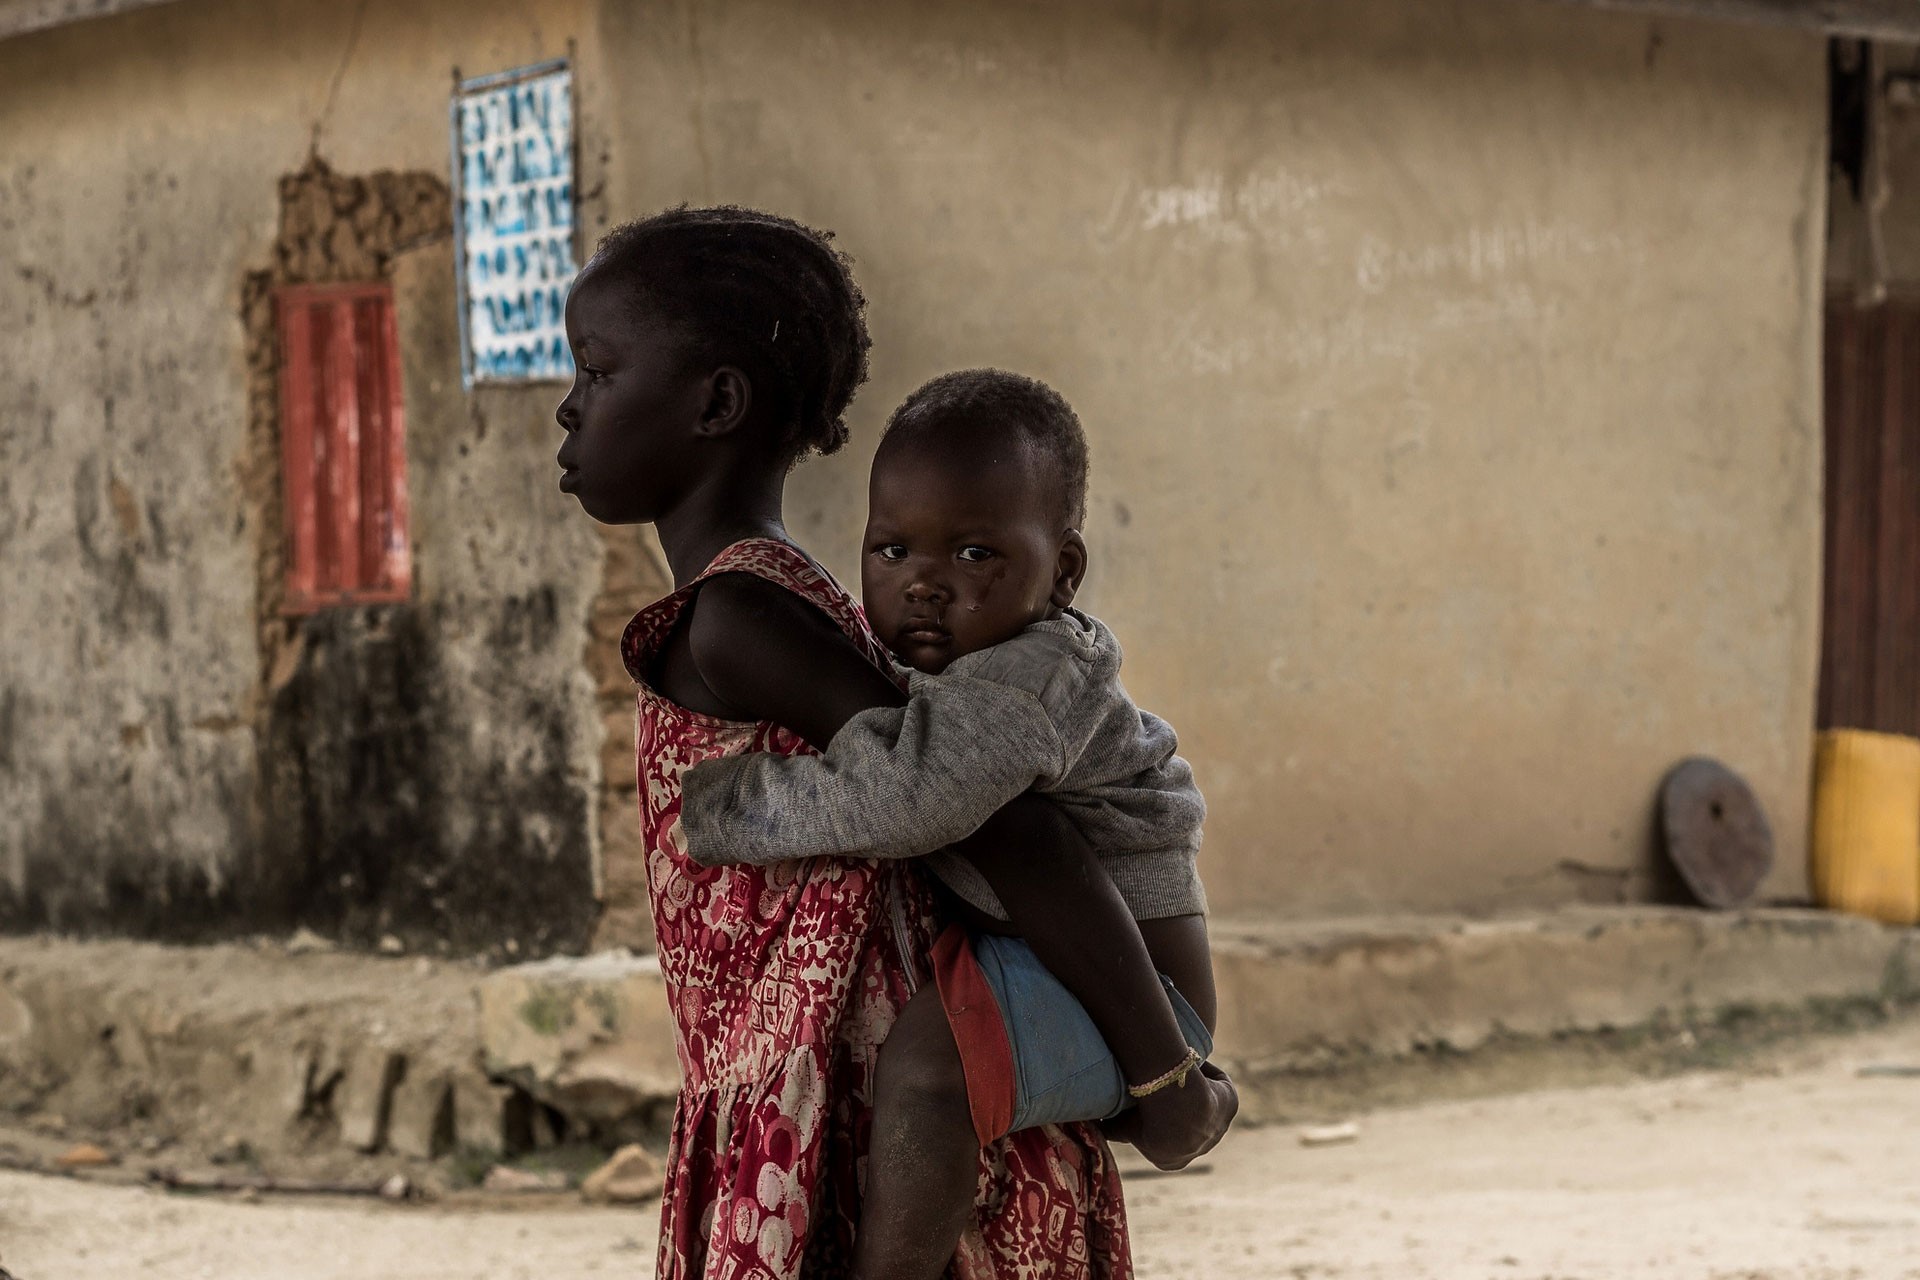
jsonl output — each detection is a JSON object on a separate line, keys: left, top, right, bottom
{"left": 473, "top": 907, "right": 1920, "bottom": 1124}
{"left": 1210, "top": 907, "right": 1920, "bottom": 1076}
{"left": 3, "top": 907, "right": 1913, "bottom": 1153}
{"left": 0, "top": 935, "right": 503, "bottom": 1160}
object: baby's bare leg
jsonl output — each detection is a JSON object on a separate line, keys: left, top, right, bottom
{"left": 954, "top": 794, "right": 1235, "bottom": 1169}
{"left": 852, "top": 984, "right": 979, "bottom": 1280}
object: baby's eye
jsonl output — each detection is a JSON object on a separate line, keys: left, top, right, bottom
{"left": 582, "top": 365, "right": 607, "bottom": 383}
{"left": 957, "top": 546, "right": 996, "bottom": 563}
{"left": 873, "top": 544, "right": 908, "bottom": 562}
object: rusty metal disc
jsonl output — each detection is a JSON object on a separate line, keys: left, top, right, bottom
{"left": 1659, "top": 757, "right": 1773, "bottom": 910}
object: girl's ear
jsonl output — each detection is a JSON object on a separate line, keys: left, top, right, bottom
{"left": 696, "top": 366, "right": 754, "bottom": 438}
{"left": 1051, "top": 530, "right": 1089, "bottom": 608}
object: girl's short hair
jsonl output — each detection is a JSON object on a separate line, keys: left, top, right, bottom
{"left": 588, "top": 206, "right": 871, "bottom": 464}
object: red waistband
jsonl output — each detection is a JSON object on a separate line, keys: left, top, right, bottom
{"left": 930, "top": 924, "right": 1017, "bottom": 1146}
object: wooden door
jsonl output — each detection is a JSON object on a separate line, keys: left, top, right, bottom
{"left": 1821, "top": 295, "right": 1920, "bottom": 735}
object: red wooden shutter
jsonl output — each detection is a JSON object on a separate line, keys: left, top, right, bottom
{"left": 275, "top": 283, "right": 412, "bottom": 613}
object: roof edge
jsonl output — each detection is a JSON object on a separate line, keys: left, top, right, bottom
{"left": 1545, "top": 0, "right": 1920, "bottom": 41}
{"left": 0, "top": 0, "right": 183, "bottom": 41}
{"left": 5, "top": 0, "right": 1917, "bottom": 48}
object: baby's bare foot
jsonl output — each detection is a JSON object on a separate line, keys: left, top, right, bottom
{"left": 1107, "top": 1061, "right": 1238, "bottom": 1170}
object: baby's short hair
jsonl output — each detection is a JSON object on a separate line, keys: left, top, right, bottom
{"left": 880, "top": 369, "right": 1089, "bottom": 528}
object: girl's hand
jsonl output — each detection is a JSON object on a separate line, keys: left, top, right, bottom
{"left": 1102, "top": 1060, "right": 1238, "bottom": 1170}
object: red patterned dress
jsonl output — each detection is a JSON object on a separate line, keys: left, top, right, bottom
{"left": 624, "top": 538, "right": 1133, "bottom": 1279}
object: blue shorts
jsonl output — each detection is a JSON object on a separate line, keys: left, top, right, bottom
{"left": 930, "top": 926, "right": 1214, "bottom": 1144}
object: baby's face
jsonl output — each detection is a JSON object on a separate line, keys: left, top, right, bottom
{"left": 862, "top": 440, "right": 1080, "bottom": 674}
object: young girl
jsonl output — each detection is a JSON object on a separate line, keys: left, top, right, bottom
{"left": 553, "top": 207, "right": 1134, "bottom": 1278}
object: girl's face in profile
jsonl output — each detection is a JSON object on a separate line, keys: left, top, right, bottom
{"left": 554, "top": 269, "right": 706, "bottom": 526}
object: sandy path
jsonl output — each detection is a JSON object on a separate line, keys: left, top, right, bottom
{"left": 6, "top": 1021, "right": 1920, "bottom": 1279}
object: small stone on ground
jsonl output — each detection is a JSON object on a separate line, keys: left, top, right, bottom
{"left": 54, "top": 1143, "right": 112, "bottom": 1169}
{"left": 481, "top": 1165, "right": 570, "bottom": 1194}
{"left": 580, "top": 1144, "right": 664, "bottom": 1204}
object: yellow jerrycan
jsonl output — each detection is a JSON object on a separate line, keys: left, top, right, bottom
{"left": 1811, "top": 729, "right": 1920, "bottom": 926}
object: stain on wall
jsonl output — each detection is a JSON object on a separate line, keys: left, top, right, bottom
{"left": 254, "top": 597, "right": 590, "bottom": 953}
{"left": 0, "top": 134, "right": 262, "bottom": 939}
{"left": 234, "top": 159, "right": 597, "bottom": 955}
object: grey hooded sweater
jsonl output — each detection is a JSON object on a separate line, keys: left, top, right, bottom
{"left": 678, "top": 607, "right": 1207, "bottom": 922}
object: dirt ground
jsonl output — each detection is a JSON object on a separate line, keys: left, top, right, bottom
{"left": 5, "top": 1020, "right": 1920, "bottom": 1280}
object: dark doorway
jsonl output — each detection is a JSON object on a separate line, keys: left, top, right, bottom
{"left": 1820, "top": 294, "right": 1920, "bottom": 736}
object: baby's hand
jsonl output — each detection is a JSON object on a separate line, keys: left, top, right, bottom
{"left": 1103, "top": 1060, "right": 1237, "bottom": 1171}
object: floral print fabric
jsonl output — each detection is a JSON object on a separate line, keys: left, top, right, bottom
{"left": 626, "top": 538, "right": 1132, "bottom": 1279}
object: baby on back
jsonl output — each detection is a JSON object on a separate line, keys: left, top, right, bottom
{"left": 682, "top": 368, "right": 1233, "bottom": 1279}
{"left": 687, "top": 369, "right": 1207, "bottom": 924}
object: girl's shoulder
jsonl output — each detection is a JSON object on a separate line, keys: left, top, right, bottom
{"left": 621, "top": 537, "right": 888, "bottom": 684}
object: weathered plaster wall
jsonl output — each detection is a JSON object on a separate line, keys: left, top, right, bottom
{"left": 1, "top": 0, "right": 1830, "bottom": 941}
{"left": 585, "top": 527, "right": 670, "bottom": 952}
{"left": 0, "top": 0, "right": 611, "bottom": 952}
{"left": 599, "top": 0, "right": 1828, "bottom": 919}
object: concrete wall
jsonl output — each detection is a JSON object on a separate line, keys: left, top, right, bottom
{"left": 604, "top": 0, "right": 1828, "bottom": 918}
{"left": 0, "top": 0, "right": 1829, "bottom": 945}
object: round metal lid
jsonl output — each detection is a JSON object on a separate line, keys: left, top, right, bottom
{"left": 1659, "top": 756, "right": 1774, "bottom": 910}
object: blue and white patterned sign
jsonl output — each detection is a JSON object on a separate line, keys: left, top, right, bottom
{"left": 453, "top": 62, "right": 576, "bottom": 385}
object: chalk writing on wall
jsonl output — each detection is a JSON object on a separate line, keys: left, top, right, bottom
{"left": 451, "top": 61, "right": 577, "bottom": 386}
